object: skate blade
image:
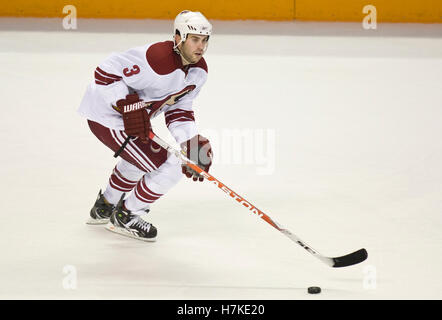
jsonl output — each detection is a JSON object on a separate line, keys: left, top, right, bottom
{"left": 86, "top": 217, "right": 110, "bottom": 225}
{"left": 105, "top": 223, "right": 157, "bottom": 242}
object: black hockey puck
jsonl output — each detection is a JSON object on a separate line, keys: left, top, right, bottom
{"left": 308, "top": 286, "right": 321, "bottom": 294}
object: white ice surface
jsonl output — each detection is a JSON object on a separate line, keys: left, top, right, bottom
{"left": 0, "top": 18, "right": 441, "bottom": 300}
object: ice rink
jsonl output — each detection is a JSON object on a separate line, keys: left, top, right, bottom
{"left": 0, "top": 17, "right": 441, "bottom": 300}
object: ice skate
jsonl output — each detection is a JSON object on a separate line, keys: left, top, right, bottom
{"left": 86, "top": 190, "right": 115, "bottom": 225}
{"left": 105, "top": 196, "right": 157, "bottom": 242}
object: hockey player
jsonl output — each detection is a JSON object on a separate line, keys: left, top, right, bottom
{"left": 78, "top": 10, "right": 213, "bottom": 241}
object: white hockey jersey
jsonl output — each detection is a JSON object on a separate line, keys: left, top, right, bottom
{"left": 78, "top": 40, "right": 208, "bottom": 144}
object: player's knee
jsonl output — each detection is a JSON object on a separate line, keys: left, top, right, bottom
{"left": 116, "top": 159, "right": 146, "bottom": 181}
{"left": 167, "top": 161, "right": 184, "bottom": 185}
{"left": 147, "top": 156, "right": 183, "bottom": 192}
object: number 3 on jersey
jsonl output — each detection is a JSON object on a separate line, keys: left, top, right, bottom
{"left": 123, "top": 65, "right": 140, "bottom": 77}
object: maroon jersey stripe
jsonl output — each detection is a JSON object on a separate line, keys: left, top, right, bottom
{"left": 96, "top": 67, "right": 122, "bottom": 80}
{"left": 165, "top": 109, "right": 195, "bottom": 126}
{"left": 95, "top": 71, "right": 119, "bottom": 85}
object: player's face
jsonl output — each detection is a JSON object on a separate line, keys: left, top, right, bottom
{"left": 179, "top": 34, "right": 209, "bottom": 64}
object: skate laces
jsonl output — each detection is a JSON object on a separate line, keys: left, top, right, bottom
{"left": 126, "top": 215, "right": 151, "bottom": 232}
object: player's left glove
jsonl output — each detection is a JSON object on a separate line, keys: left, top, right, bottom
{"left": 181, "top": 134, "right": 213, "bottom": 182}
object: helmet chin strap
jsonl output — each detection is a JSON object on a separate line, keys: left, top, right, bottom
{"left": 173, "top": 36, "right": 183, "bottom": 50}
{"left": 173, "top": 37, "right": 193, "bottom": 65}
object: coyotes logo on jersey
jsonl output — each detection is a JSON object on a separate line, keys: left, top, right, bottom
{"left": 112, "top": 85, "right": 196, "bottom": 117}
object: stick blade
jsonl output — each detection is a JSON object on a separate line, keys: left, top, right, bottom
{"left": 331, "top": 248, "right": 368, "bottom": 268}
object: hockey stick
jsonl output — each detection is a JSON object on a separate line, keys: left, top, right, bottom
{"left": 148, "top": 131, "right": 368, "bottom": 268}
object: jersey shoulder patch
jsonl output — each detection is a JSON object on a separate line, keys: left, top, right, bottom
{"left": 146, "top": 40, "right": 208, "bottom": 75}
{"left": 145, "top": 41, "right": 179, "bottom": 75}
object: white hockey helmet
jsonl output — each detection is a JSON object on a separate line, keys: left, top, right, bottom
{"left": 174, "top": 10, "right": 212, "bottom": 47}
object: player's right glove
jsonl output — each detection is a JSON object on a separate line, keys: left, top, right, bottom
{"left": 116, "top": 94, "right": 151, "bottom": 143}
{"left": 181, "top": 134, "right": 213, "bottom": 182}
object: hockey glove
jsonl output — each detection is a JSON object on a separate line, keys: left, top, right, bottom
{"left": 181, "top": 134, "right": 213, "bottom": 182}
{"left": 117, "top": 94, "right": 151, "bottom": 143}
